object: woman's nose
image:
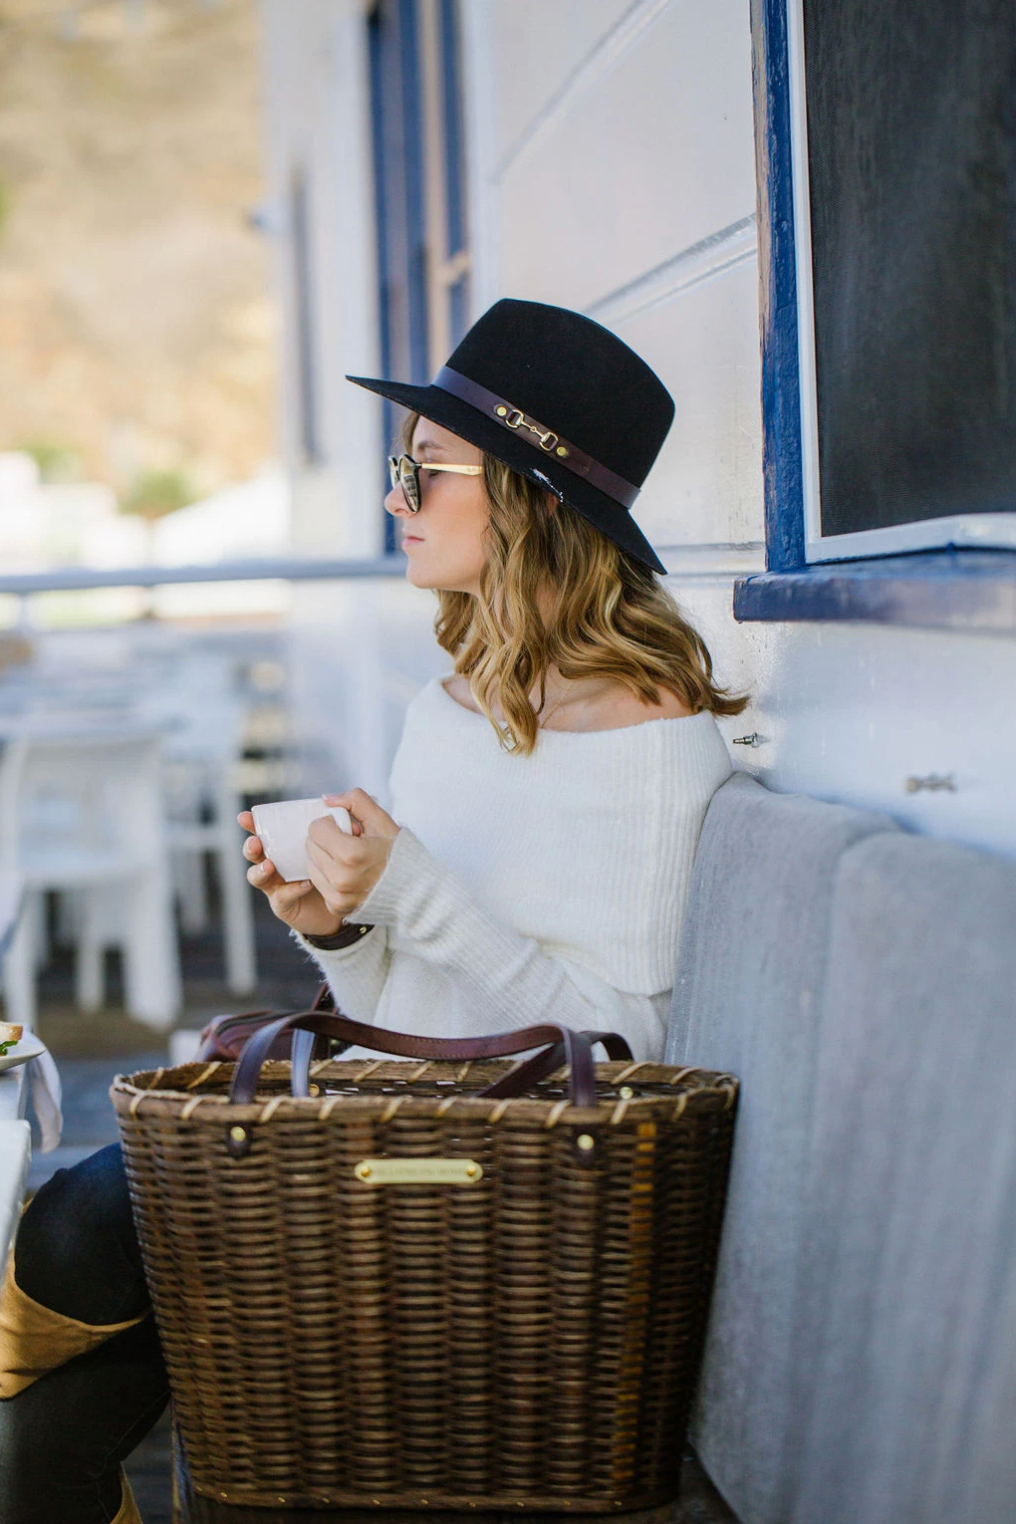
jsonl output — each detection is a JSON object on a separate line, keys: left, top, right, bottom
{"left": 384, "top": 482, "right": 412, "bottom": 517}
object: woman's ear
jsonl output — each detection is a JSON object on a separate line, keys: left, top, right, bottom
{"left": 544, "top": 493, "right": 558, "bottom": 516}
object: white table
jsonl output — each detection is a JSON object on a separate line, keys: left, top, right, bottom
{"left": 0, "top": 869, "right": 30, "bottom": 1264}
{"left": 0, "top": 1069, "right": 30, "bottom": 1266}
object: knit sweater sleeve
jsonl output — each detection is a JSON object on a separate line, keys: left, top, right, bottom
{"left": 307, "top": 826, "right": 668, "bottom": 1060}
{"left": 291, "top": 924, "right": 393, "bottom": 1025}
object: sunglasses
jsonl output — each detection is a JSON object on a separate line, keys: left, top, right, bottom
{"left": 388, "top": 453, "right": 483, "bottom": 513}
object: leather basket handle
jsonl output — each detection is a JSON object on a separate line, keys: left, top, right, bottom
{"left": 230, "top": 1008, "right": 630, "bottom": 1108}
{"left": 278, "top": 1013, "right": 633, "bottom": 1108}
{"left": 478, "top": 1029, "right": 632, "bottom": 1099}
{"left": 225, "top": 1011, "right": 632, "bottom": 1166}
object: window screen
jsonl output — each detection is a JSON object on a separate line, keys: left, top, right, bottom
{"left": 799, "top": 0, "right": 1016, "bottom": 546}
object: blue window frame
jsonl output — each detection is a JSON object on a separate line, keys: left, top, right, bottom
{"left": 736, "top": 0, "right": 1016, "bottom": 631}
{"left": 438, "top": 0, "right": 469, "bottom": 346}
{"left": 369, "top": 0, "right": 429, "bottom": 552}
{"left": 368, "top": 0, "right": 470, "bottom": 554}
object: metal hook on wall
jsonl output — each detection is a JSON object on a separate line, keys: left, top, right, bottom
{"left": 904, "top": 773, "right": 957, "bottom": 794}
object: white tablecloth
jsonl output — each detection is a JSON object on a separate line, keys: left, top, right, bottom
{"left": 0, "top": 1065, "right": 30, "bottom": 1265}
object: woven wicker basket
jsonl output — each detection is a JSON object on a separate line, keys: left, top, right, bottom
{"left": 113, "top": 1015, "right": 737, "bottom": 1515}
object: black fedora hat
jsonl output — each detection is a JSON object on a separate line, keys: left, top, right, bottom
{"left": 346, "top": 298, "right": 673, "bottom": 574}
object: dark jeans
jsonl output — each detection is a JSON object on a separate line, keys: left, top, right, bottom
{"left": 0, "top": 1144, "right": 169, "bottom": 1524}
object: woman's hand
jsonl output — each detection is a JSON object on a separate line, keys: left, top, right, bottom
{"left": 237, "top": 790, "right": 399, "bottom": 938}
{"left": 305, "top": 790, "right": 400, "bottom": 923}
{"left": 238, "top": 811, "right": 348, "bottom": 938}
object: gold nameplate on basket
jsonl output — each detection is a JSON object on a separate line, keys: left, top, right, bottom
{"left": 353, "top": 1158, "right": 483, "bottom": 1186}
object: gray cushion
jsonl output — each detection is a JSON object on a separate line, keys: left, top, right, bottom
{"left": 667, "top": 773, "right": 898, "bottom": 1523}
{"left": 789, "top": 833, "right": 1016, "bottom": 1524}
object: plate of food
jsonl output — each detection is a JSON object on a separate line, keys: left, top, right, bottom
{"left": 0, "top": 1024, "right": 44, "bottom": 1073}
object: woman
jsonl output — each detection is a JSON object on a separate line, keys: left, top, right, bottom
{"left": 0, "top": 299, "right": 744, "bottom": 1524}
{"left": 246, "top": 298, "right": 743, "bottom": 1061}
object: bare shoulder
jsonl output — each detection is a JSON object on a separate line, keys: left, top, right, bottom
{"left": 442, "top": 672, "right": 696, "bottom": 730}
{"left": 441, "top": 674, "right": 484, "bottom": 714}
{"left": 558, "top": 683, "right": 697, "bottom": 733}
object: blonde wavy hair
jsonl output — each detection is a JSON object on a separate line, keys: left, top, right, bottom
{"left": 402, "top": 413, "right": 747, "bottom": 756}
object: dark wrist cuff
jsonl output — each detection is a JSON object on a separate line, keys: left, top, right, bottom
{"left": 304, "top": 922, "right": 374, "bottom": 951}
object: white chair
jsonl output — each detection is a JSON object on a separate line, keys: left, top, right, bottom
{"left": 138, "top": 664, "right": 257, "bottom": 996}
{"left": 0, "top": 727, "right": 182, "bottom": 1030}
{"left": 163, "top": 735, "right": 257, "bottom": 996}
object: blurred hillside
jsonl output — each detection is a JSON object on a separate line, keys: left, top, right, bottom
{"left": 0, "top": 0, "right": 275, "bottom": 504}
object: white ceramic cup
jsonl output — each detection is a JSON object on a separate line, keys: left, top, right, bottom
{"left": 250, "top": 797, "right": 353, "bottom": 883}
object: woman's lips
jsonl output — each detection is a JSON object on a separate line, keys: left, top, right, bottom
{"left": 402, "top": 534, "right": 424, "bottom": 546}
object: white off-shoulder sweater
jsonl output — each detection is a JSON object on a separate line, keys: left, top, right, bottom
{"left": 297, "top": 677, "right": 732, "bottom": 1061}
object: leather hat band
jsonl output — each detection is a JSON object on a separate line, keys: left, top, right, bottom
{"left": 432, "top": 366, "right": 640, "bottom": 510}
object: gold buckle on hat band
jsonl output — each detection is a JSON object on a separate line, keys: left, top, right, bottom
{"left": 431, "top": 366, "right": 640, "bottom": 510}
{"left": 496, "top": 405, "right": 563, "bottom": 455}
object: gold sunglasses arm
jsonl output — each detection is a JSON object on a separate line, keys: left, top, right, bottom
{"left": 421, "top": 464, "right": 483, "bottom": 477}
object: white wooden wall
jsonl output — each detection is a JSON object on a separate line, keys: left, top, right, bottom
{"left": 464, "top": 0, "right": 762, "bottom": 555}
{"left": 260, "top": 0, "right": 431, "bottom": 800}
{"left": 263, "top": 0, "right": 1016, "bottom": 855}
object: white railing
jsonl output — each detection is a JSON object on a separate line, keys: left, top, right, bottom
{"left": 0, "top": 544, "right": 766, "bottom": 601}
{"left": 0, "top": 554, "right": 407, "bottom": 596}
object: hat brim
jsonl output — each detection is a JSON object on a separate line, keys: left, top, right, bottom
{"left": 346, "top": 373, "right": 666, "bottom": 575}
